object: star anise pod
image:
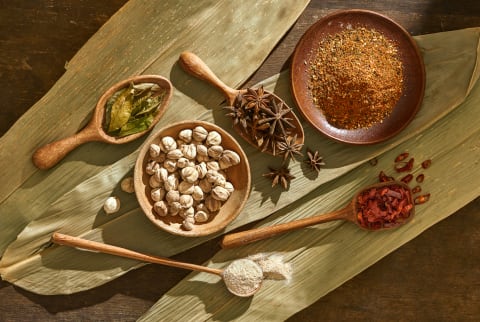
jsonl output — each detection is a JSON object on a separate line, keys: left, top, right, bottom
{"left": 258, "top": 99, "right": 295, "bottom": 138}
{"left": 243, "top": 86, "right": 272, "bottom": 113}
{"left": 224, "top": 93, "right": 249, "bottom": 129}
{"left": 277, "top": 134, "right": 303, "bottom": 162}
{"left": 263, "top": 165, "right": 295, "bottom": 190}
{"left": 305, "top": 149, "right": 325, "bottom": 172}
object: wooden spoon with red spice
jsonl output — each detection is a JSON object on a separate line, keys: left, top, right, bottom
{"left": 220, "top": 181, "right": 414, "bottom": 249}
{"left": 178, "top": 51, "right": 304, "bottom": 156}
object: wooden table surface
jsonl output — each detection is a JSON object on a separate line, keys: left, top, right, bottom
{"left": 1, "top": 1, "right": 479, "bottom": 321}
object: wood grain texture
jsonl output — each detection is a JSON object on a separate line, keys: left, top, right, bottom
{"left": 0, "top": 1, "right": 479, "bottom": 321}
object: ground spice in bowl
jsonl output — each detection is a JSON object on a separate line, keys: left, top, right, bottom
{"left": 309, "top": 27, "right": 404, "bottom": 129}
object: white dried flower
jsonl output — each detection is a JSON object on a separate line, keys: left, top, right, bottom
{"left": 146, "top": 160, "right": 159, "bottom": 175}
{"left": 169, "top": 201, "right": 182, "bottom": 216}
{"left": 163, "top": 159, "right": 177, "bottom": 173}
{"left": 154, "top": 152, "right": 166, "bottom": 163}
{"left": 207, "top": 145, "right": 223, "bottom": 159}
{"left": 195, "top": 162, "right": 208, "bottom": 179}
{"left": 206, "top": 169, "right": 220, "bottom": 183}
{"left": 192, "top": 126, "right": 208, "bottom": 142}
{"left": 167, "top": 149, "right": 183, "bottom": 160}
{"left": 196, "top": 144, "right": 208, "bottom": 157}
{"left": 153, "top": 200, "right": 169, "bottom": 216}
{"left": 211, "top": 186, "right": 230, "bottom": 201}
{"left": 192, "top": 185, "right": 204, "bottom": 201}
{"left": 178, "top": 129, "right": 193, "bottom": 143}
{"left": 198, "top": 178, "right": 212, "bottom": 193}
{"left": 214, "top": 174, "right": 226, "bottom": 187}
{"left": 154, "top": 167, "right": 168, "bottom": 183}
{"left": 194, "top": 210, "right": 209, "bottom": 223}
{"left": 176, "top": 157, "right": 190, "bottom": 168}
{"left": 180, "top": 206, "right": 195, "bottom": 219}
{"left": 196, "top": 202, "right": 207, "bottom": 212}
{"left": 161, "top": 136, "right": 177, "bottom": 152}
{"left": 120, "top": 177, "right": 135, "bottom": 193}
{"left": 181, "top": 144, "right": 197, "bottom": 160}
{"left": 178, "top": 181, "right": 195, "bottom": 194}
{"left": 164, "top": 174, "right": 179, "bottom": 191}
{"left": 103, "top": 196, "right": 120, "bottom": 214}
{"left": 151, "top": 187, "right": 166, "bottom": 202}
{"left": 182, "top": 215, "right": 195, "bottom": 231}
{"left": 179, "top": 194, "right": 194, "bottom": 208}
{"left": 149, "top": 143, "right": 162, "bottom": 158}
{"left": 165, "top": 190, "right": 180, "bottom": 204}
{"left": 181, "top": 166, "right": 199, "bottom": 183}
{"left": 223, "top": 181, "right": 235, "bottom": 194}
{"left": 149, "top": 175, "right": 161, "bottom": 188}
{"left": 206, "top": 131, "right": 222, "bottom": 146}
{"left": 206, "top": 161, "right": 220, "bottom": 172}
{"left": 205, "top": 195, "right": 222, "bottom": 212}
{"left": 219, "top": 150, "right": 241, "bottom": 169}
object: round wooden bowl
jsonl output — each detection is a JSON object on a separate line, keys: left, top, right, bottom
{"left": 134, "top": 120, "right": 251, "bottom": 237}
{"left": 290, "top": 9, "right": 425, "bottom": 144}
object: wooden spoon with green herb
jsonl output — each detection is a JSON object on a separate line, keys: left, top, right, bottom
{"left": 32, "top": 75, "right": 172, "bottom": 170}
{"left": 179, "top": 51, "right": 304, "bottom": 158}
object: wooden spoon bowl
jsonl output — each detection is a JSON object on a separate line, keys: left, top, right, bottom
{"left": 290, "top": 9, "right": 425, "bottom": 144}
{"left": 134, "top": 120, "right": 251, "bottom": 237}
{"left": 179, "top": 51, "right": 304, "bottom": 156}
{"left": 221, "top": 181, "right": 414, "bottom": 248}
{"left": 32, "top": 75, "right": 173, "bottom": 170}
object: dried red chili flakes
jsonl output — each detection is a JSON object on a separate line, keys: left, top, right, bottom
{"left": 400, "top": 173, "right": 413, "bottom": 184}
{"left": 394, "top": 157, "right": 414, "bottom": 172}
{"left": 421, "top": 159, "right": 432, "bottom": 169}
{"left": 416, "top": 174, "right": 425, "bottom": 183}
{"left": 379, "top": 170, "right": 395, "bottom": 182}
{"left": 412, "top": 185, "right": 422, "bottom": 194}
{"left": 414, "top": 193, "right": 430, "bottom": 205}
{"left": 356, "top": 184, "right": 414, "bottom": 229}
{"left": 395, "top": 152, "right": 409, "bottom": 162}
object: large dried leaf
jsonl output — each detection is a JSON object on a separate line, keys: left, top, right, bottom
{"left": 0, "top": 14, "right": 478, "bottom": 302}
{"left": 139, "top": 30, "right": 480, "bottom": 321}
{"left": 0, "top": 0, "right": 310, "bottom": 253}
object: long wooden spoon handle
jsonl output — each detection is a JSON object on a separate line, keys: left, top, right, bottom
{"left": 179, "top": 51, "right": 239, "bottom": 102}
{"left": 32, "top": 127, "right": 100, "bottom": 170}
{"left": 220, "top": 207, "right": 352, "bottom": 249}
{"left": 52, "top": 232, "right": 223, "bottom": 276}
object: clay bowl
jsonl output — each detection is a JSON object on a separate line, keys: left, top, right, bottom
{"left": 134, "top": 120, "right": 251, "bottom": 237}
{"left": 290, "top": 9, "right": 425, "bottom": 144}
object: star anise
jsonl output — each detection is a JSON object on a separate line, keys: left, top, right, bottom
{"left": 224, "top": 94, "right": 249, "bottom": 129}
{"left": 263, "top": 165, "right": 295, "bottom": 189}
{"left": 243, "top": 86, "right": 272, "bottom": 113}
{"left": 305, "top": 149, "right": 325, "bottom": 172}
{"left": 258, "top": 99, "right": 295, "bottom": 138}
{"left": 277, "top": 134, "right": 303, "bottom": 162}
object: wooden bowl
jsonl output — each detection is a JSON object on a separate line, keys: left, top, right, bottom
{"left": 290, "top": 9, "right": 425, "bottom": 144}
{"left": 134, "top": 120, "right": 251, "bottom": 237}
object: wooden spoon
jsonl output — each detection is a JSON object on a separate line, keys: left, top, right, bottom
{"left": 178, "top": 51, "right": 304, "bottom": 156}
{"left": 220, "top": 181, "right": 414, "bottom": 248}
{"left": 51, "top": 232, "right": 263, "bottom": 297}
{"left": 32, "top": 75, "right": 173, "bottom": 170}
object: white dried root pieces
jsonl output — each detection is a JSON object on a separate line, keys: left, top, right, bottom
{"left": 120, "top": 177, "right": 135, "bottom": 193}
{"left": 104, "top": 196, "right": 121, "bottom": 214}
{"left": 248, "top": 253, "right": 293, "bottom": 282}
{"left": 144, "top": 125, "right": 240, "bottom": 231}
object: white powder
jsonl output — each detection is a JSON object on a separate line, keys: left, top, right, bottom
{"left": 249, "top": 253, "right": 293, "bottom": 282}
{"left": 222, "top": 258, "right": 263, "bottom": 297}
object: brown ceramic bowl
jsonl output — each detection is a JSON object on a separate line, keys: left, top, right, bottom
{"left": 290, "top": 9, "right": 425, "bottom": 144}
{"left": 134, "top": 120, "right": 251, "bottom": 237}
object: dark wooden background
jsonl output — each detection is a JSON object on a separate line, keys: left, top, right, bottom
{"left": 1, "top": 1, "right": 479, "bottom": 321}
